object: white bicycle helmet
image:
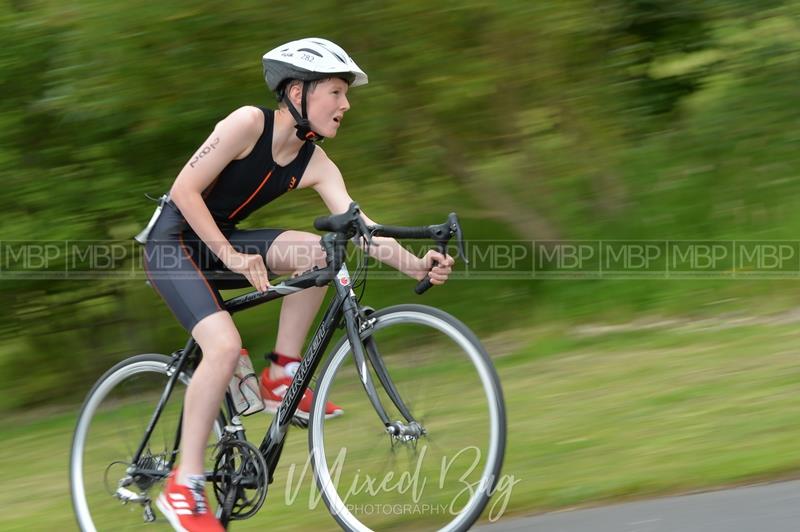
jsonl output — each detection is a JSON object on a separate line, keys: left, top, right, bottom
{"left": 262, "top": 38, "right": 368, "bottom": 141}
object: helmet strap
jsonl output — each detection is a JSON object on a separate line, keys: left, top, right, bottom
{"left": 282, "top": 81, "right": 324, "bottom": 143}
{"left": 301, "top": 81, "right": 310, "bottom": 120}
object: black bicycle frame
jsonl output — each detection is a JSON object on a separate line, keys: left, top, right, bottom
{"left": 130, "top": 240, "right": 415, "bottom": 480}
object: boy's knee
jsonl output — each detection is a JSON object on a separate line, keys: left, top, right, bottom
{"left": 204, "top": 336, "right": 242, "bottom": 370}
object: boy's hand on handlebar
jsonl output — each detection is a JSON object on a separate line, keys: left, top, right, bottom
{"left": 223, "top": 251, "right": 271, "bottom": 292}
{"left": 417, "top": 250, "right": 455, "bottom": 285}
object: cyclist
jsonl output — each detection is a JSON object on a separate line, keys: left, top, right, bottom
{"left": 142, "top": 37, "right": 455, "bottom": 531}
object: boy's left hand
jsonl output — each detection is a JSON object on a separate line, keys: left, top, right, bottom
{"left": 417, "top": 250, "right": 455, "bottom": 285}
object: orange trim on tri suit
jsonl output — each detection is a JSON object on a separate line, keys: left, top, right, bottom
{"left": 227, "top": 169, "right": 273, "bottom": 220}
{"left": 142, "top": 254, "right": 165, "bottom": 300}
{"left": 178, "top": 233, "right": 222, "bottom": 312}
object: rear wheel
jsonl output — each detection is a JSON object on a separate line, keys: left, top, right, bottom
{"left": 70, "top": 354, "right": 224, "bottom": 531}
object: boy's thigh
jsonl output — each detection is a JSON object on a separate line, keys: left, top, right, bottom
{"left": 264, "top": 230, "right": 326, "bottom": 276}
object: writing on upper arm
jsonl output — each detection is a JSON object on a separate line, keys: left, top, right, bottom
{"left": 189, "top": 137, "right": 221, "bottom": 168}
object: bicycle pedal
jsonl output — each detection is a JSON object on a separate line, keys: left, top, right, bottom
{"left": 143, "top": 502, "right": 156, "bottom": 523}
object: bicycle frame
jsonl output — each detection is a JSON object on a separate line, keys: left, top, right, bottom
{"left": 130, "top": 238, "right": 418, "bottom": 488}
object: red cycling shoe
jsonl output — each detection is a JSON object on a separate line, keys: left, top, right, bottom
{"left": 156, "top": 471, "right": 223, "bottom": 532}
{"left": 260, "top": 372, "right": 343, "bottom": 420}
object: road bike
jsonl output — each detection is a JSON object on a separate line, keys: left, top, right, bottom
{"left": 70, "top": 202, "right": 507, "bottom": 531}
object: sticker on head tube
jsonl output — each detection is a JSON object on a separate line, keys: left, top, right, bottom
{"left": 336, "top": 265, "right": 350, "bottom": 286}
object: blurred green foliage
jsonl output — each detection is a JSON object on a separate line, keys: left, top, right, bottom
{"left": 1, "top": 0, "right": 799, "bottom": 410}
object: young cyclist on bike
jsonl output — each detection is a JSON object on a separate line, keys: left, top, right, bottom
{"left": 142, "top": 38, "right": 454, "bottom": 531}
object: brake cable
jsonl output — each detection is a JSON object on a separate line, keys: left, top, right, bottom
{"left": 352, "top": 224, "right": 376, "bottom": 303}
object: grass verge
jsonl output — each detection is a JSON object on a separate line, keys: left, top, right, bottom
{"left": 2, "top": 320, "right": 799, "bottom": 530}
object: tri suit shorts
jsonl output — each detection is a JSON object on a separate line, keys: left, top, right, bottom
{"left": 143, "top": 199, "right": 284, "bottom": 332}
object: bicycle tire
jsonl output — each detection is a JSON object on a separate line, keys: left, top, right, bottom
{"left": 309, "top": 304, "right": 506, "bottom": 531}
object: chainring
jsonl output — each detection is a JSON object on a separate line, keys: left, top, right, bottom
{"left": 211, "top": 436, "right": 269, "bottom": 521}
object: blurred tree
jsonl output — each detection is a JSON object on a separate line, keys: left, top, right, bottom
{"left": 1, "top": 0, "right": 799, "bottom": 409}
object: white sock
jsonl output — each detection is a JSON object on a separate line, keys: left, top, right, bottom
{"left": 177, "top": 472, "right": 206, "bottom": 487}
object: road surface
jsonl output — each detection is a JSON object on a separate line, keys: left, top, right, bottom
{"left": 475, "top": 481, "right": 800, "bottom": 532}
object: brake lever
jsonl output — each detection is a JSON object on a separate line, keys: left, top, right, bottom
{"left": 448, "top": 213, "right": 469, "bottom": 264}
{"left": 415, "top": 213, "right": 465, "bottom": 295}
{"left": 356, "top": 216, "right": 374, "bottom": 250}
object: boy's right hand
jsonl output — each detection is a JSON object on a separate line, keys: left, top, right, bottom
{"left": 223, "top": 251, "right": 270, "bottom": 292}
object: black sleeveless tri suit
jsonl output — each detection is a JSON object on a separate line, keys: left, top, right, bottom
{"left": 143, "top": 107, "right": 315, "bottom": 331}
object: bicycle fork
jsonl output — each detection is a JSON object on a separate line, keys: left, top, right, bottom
{"left": 338, "top": 268, "right": 425, "bottom": 440}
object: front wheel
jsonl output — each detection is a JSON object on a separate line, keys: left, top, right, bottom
{"left": 70, "top": 354, "right": 224, "bottom": 531}
{"left": 309, "top": 304, "right": 507, "bottom": 531}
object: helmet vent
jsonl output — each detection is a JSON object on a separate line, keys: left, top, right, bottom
{"left": 298, "top": 48, "right": 323, "bottom": 58}
{"left": 312, "top": 41, "right": 348, "bottom": 64}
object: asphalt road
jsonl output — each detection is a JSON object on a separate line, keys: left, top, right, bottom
{"left": 475, "top": 481, "right": 800, "bottom": 532}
